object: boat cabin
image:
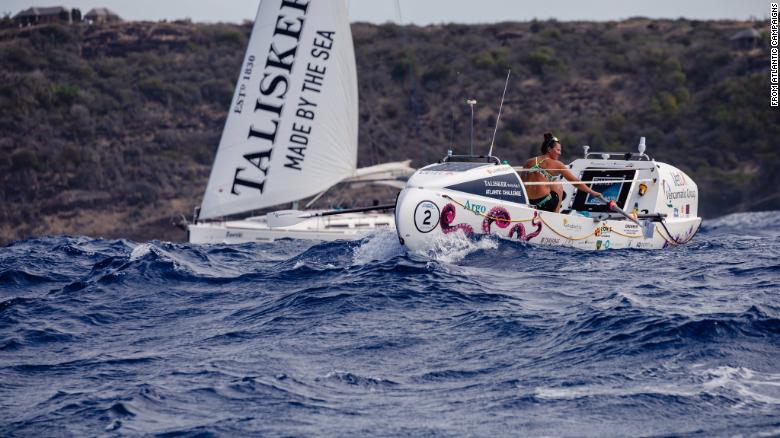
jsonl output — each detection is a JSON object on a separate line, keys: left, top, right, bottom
{"left": 561, "top": 147, "right": 698, "bottom": 221}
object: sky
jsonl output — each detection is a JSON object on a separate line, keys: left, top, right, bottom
{"left": 2, "top": 0, "right": 770, "bottom": 24}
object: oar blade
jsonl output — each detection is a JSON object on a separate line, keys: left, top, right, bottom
{"left": 267, "top": 210, "right": 311, "bottom": 228}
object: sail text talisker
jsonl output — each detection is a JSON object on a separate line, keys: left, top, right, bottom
{"left": 232, "top": 0, "right": 310, "bottom": 196}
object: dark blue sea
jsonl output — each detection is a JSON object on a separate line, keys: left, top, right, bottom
{"left": 1, "top": 212, "right": 779, "bottom": 436}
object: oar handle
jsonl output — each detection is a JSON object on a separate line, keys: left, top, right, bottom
{"left": 596, "top": 194, "right": 641, "bottom": 226}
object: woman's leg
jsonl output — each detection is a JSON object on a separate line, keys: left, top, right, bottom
{"left": 551, "top": 186, "right": 564, "bottom": 213}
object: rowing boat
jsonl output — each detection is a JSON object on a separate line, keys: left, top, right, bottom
{"left": 394, "top": 140, "right": 701, "bottom": 251}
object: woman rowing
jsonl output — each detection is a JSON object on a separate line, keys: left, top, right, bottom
{"left": 521, "top": 132, "right": 602, "bottom": 213}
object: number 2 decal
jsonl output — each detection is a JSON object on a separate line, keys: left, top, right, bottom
{"left": 414, "top": 201, "right": 439, "bottom": 233}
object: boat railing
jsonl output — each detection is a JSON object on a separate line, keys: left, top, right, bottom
{"left": 442, "top": 154, "right": 502, "bottom": 165}
{"left": 583, "top": 151, "right": 652, "bottom": 161}
{"left": 581, "top": 138, "right": 651, "bottom": 161}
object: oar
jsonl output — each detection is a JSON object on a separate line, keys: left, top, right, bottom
{"left": 595, "top": 194, "right": 655, "bottom": 238}
{"left": 596, "top": 194, "right": 645, "bottom": 228}
{"left": 267, "top": 204, "right": 395, "bottom": 228}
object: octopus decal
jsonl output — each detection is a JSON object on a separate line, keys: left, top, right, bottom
{"left": 481, "top": 206, "right": 511, "bottom": 234}
{"left": 440, "top": 203, "right": 474, "bottom": 235}
{"left": 441, "top": 204, "right": 543, "bottom": 242}
{"left": 486, "top": 206, "right": 543, "bottom": 241}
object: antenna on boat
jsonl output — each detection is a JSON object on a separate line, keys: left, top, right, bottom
{"left": 466, "top": 99, "right": 477, "bottom": 155}
{"left": 488, "top": 69, "right": 511, "bottom": 158}
{"left": 448, "top": 109, "right": 456, "bottom": 151}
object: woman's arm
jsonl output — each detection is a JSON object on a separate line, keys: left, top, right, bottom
{"left": 556, "top": 166, "right": 602, "bottom": 198}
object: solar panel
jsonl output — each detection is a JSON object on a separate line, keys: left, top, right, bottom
{"left": 424, "top": 162, "right": 489, "bottom": 172}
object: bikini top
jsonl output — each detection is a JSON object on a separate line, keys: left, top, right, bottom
{"left": 528, "top": 158, "right": 557, "bottom": 182}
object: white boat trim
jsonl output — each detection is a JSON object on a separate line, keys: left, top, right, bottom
{"left": 189, "top": 212, "right": 396, "bottom": 244}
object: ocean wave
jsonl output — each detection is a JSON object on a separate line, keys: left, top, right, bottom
{"left": 352, "top": 231, "right": 406, "bottom": 264}
{"left": 319, "top": 371, "right": 400, "bottom": 389}
{"left": 701, "top": 210, "right": 780, "bottom": 235}
{"left": 0, "top": 269, "right": 65, "bottom": 288}
{"left": 543, "top": 304, "right": 780, "bottom": 362}
{"left": 534, "top": 365, "right": 780, "bottom": 410}
{"left": 1, "top": 213, "right": 779, "bottom": 435}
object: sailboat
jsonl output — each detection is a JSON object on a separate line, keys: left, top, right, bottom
{"left": 188, "top": 0, "right": 413, "bottom": 244}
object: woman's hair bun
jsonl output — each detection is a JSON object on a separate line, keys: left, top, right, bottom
{"left": 541, "top": 132, "right": 557, "bottom": 153}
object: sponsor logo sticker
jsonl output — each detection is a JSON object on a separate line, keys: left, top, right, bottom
{"left": 563, "top": 218, "right": 583, "bottom": 231}
{"left": 464, "top": 200, "right": 487, "bottom": 215}
{"left": 664, "top": 178, "right": 697, "bottom": 203}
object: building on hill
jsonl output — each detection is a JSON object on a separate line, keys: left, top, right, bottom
{"left": 84, "top": 8, "right": 122, "bottom": 25}
{"left": 729, "top": 28, "right": 760, "bottom": 50}
{"left": 13, "top": 6, "right": 80, "bottom": 26}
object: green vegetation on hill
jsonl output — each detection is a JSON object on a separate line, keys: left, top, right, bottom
{"left": 0, "top": 19, "right": 775, "bottom": 243}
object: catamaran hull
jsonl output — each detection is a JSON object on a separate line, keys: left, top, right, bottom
{"left": 395, "top": 187, "right": 701, "bottom": 252}
{"left": 188, "top": 212, "right": 395, "bottom": 244}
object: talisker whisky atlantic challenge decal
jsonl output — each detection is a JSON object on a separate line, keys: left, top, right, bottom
{"left": 231, "top": 0, "right": 337, "bottom": 196}
{"left": 445, "top": 173, "right": 528, "bottom": 204}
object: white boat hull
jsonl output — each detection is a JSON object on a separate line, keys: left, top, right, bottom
{"left": 188, "top": 212, "right": 395, "bottom": 244}
{"left": 395, "top": 187, "right": 700, "bottom": 252}
{"left": 395, "top": 156, "right": 702, "bottom": 252}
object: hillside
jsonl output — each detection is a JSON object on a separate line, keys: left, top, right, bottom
{"left": 0, "top": 18, "right": 775, "bottom": 244}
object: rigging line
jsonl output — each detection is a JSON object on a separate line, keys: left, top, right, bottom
{"left": 488, "top": 70, "right": 511, "bottom": 157}
{"left": 534, "top": 214, "right": 599, "bottom": 241}
{"left": 395, "top": 0, "right": 422, "bottom": 139}
{"left": 658, "top": 219, "right": 701, "bottom": 245}
{"left": 441, "top": 194, "right": 533, "bottom": 223}
{"left": 656, "top": 223, "right": 680, "bottom": 246}
{"left": 394, "top": 0, "right": 403, "bottom": 23}
{"left": 513, "top": 166, "right": 654, "bottom": 172}
{"left": 609, "top": 227, "right": 644, "bottom": 238}
{"left": 521, "top": 178, "right": 654, "bottom": 186}
{"left": 304, "top": 187, "right": 330, "bottom": 209}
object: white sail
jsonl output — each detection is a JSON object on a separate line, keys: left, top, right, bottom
{"left": 199, "top": 0, "right": 358, "bottom": 219}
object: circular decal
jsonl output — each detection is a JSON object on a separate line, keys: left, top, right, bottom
{"left": 414, "top": 201, "right": 440, "bottom": 233}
